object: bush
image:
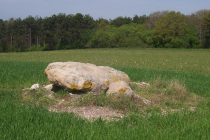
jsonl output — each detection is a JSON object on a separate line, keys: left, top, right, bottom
{"left": 86, "top": 24, "right": 150, "bottom": 48}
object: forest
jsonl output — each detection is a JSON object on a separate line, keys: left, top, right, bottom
{"left": 0, "top": 10, "right": 209, "bottom": 52}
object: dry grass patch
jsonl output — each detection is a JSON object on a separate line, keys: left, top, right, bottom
{"left": 132, "top": 78, "right": 202, "bottom": 114}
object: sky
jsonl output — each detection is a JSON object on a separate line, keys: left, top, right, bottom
{"left": 0, "top": 0, "right": 209, "bottom": 20}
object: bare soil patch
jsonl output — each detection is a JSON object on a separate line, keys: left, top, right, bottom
{"left": 49, "top": 105, "right": 124, "bottom": 121}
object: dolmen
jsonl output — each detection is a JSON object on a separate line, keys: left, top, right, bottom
{"left": 44, "top": 62, "right": 137, "bottom": 96}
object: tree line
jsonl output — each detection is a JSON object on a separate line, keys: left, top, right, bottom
{"left": 0, "top": 10, "right": 209, "bottom": 52}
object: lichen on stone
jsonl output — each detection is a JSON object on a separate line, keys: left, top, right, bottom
{"left": 83, "top": 81, "right": 92, "bottom": 89}
{"left": 118, "top": 88, "right": 128, "bottom": 94}
{"left": 70, "top": 83, "right": 79, "bottom": 90}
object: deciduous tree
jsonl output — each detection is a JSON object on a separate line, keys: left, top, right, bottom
{"left": 153, "top": 11, "right": 198, "bottom": 48}
{"left": 202, "top": 11, "right": 210, "bottom": 48}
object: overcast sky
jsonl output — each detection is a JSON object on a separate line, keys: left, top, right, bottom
{"left": 0, "top": 0, "right": 209, "bottom": 20}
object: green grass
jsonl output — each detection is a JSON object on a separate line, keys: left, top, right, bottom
{"left": 1, "top": 90, "right": 209, "bottom": 140}
{"left": 117, "top": 67, "right": 210, "bottom": 97}
{"left": 1, "top": 48, "right": 210, "bottom": 74}
{"left": 1, "top": 60, "right": 209, "bottom": 96}
{"left": 0, "top": 48, "right": 210, "bottom": 139}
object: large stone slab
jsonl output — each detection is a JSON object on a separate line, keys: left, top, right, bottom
{"left": 44, "top": 62, "right": 131, "bottom": 93}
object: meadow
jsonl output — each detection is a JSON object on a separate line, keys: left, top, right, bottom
{"left": 0, "top": 48, "right": 210, "bottom": 139}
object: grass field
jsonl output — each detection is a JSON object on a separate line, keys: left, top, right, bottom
{"left": 0, "top": 48, "right": 210, "bottom": 139}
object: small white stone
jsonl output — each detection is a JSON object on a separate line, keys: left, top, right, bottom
{"left": 44, "top": 84, "right": 53, "bottom": 91}
{"left": 137, "top": 82, "right": 150, "bottom": 88}
{"left": 189, "top": 107, "right": 196, "bottom": 111}
{"left": 30, "top": 84, "right": 39, "bottom": 91}
{"left": 162, "top": 111, "right": 167, "bottom": 115}
{"left": 141, "top": 97, "right": 152, "bottom": 105}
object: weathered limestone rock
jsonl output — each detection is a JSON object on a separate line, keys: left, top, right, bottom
{"left": 44, "top": 62, "right": 131, "bottom": 94}
{"left": 107, "top": 81, "right": 133, "bottom": 96}
{"left": 30, "top": 84, "right": 39, "bottom": 91}
{"left": 44, "top": 84, "right": 53, "bottom": 91}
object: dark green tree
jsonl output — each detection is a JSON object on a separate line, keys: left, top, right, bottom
{"left": 87, "top": 23, "right": 147, "bottom": 48}
{"left": 110, "top": 16, "right": 132, "bottom": 27}
{"left": 96, "top": 18, "right": 109, "bottom": 28}
{"left": 133, "top": 15, "right": 148, "bottom": 24}
{"left": 0, "top": 19, "right": 7, "bottom": 52}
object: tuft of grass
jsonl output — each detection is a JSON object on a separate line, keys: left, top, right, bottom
{"left": 50, "top": 85, "right": 70, "bottom": 97}
{"left": 145, "top": 106, "right": 162, "bottom": 114}
{"left": 132, "top": 78, "right": 202, "bottom": 112}
{"left": 22, "top": 89, "right": 56, "bottom": 107}
{"left": 151, "top": 78, "right": 187, "bottom": 99}
{"left": 76, "top": 92, "right": 142, "bottom": 113}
